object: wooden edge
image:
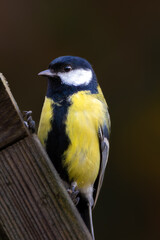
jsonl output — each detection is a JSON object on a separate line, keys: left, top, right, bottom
{"left": 0, "top": 73, "right": 30, "bottom": 136}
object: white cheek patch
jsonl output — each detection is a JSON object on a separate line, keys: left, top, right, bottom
{"left": 57, "top": 69, "right": 92, "bottom": 86}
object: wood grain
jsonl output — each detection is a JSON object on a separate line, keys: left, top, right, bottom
{"left": 0, "top": 74, "right": 29, "bottom": 150}
{"left": 0, "top": 74, "right": 92, "bottom": 240}
{"left": 0, "top": 135, "right": 92, "bottom": 240}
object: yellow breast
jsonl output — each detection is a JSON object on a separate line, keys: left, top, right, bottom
{"left": 63, "top": 90, "right": 107, "bottom": 189}
{"left": 38, "top": 97, "right": 54, "bottom": 147}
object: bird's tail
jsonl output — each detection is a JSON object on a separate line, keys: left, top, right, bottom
{"left": 88, "top": 204, "right": 95, "bottom": 240}
{"left": 77, "top": 200, "right": 95, "bottom": 240}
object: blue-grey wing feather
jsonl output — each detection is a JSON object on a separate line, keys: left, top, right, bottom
{"left": 93, "top": 112, "right": 110, "bottom": 208}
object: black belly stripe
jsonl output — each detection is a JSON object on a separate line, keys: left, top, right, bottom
{"left": 46, "top": 100, "right": 71, "bottom": 182}
{"left": 45, "top": 79, "right": 99, "bottom": 182}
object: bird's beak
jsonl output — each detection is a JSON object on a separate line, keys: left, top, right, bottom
{"left": 38, "top": 69, "right": 56, "bottom": 77}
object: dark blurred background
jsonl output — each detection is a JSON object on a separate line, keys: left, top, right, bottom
{"left": 0, "top": 0, "right": 160, "bottom": 239}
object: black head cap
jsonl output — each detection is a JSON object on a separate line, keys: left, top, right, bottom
{"left": 49, "top": 56, "right": 93, "bottom": 72}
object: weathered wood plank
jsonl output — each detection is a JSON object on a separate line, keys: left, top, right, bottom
{"left": 0, "top": 74, "right": 92, "bottom": 240}
{"left": 0, "top": 224, "right": 9, "bottom": 240}
{"left": 0, "top": 135, "right": 92, "bottom": 240}
{"left": 0, "top": 73, "right": 29, "bottom": 149}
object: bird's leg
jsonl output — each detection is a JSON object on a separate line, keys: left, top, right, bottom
{"left": 67, "top": 181, "right": 80, "bottom": 206}
{"left": 23, "top": 110, "right": 36, "bottom": 133}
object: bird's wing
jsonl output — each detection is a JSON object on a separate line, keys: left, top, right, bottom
{"left": 93, "top": 113, "right": 110, "bottom": 208}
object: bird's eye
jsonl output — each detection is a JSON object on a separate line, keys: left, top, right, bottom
{"left": 64, "top": 65, "right": 72, "bottom": 72}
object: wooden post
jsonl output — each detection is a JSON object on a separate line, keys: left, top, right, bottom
{"left": 0, "top": 73, "right": 92, "bottom": 240}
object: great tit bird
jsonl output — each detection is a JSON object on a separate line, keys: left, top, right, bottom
{"left": 38, "top": 56, "right": 111, "bottom": 240}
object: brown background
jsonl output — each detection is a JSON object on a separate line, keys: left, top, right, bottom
{"left": 0, "top": 0, "right": 160, "bottom": 239}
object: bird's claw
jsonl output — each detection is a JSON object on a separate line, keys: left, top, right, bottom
{"left": 23, "top": 110, "right": 35, "bottom": 133}
{"left": 67, "top": 182, "right": 80, "bottom": 206}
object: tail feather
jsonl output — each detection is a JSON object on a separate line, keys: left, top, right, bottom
{"left": 88, "top": 204, "right": 95, "bottom": 240}
{"left": 77, "top": 199, "right": 95, "bottom": 240}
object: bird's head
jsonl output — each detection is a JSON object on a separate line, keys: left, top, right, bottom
{"left": 38, "top": 56, "right": 98, "bottom": 97}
